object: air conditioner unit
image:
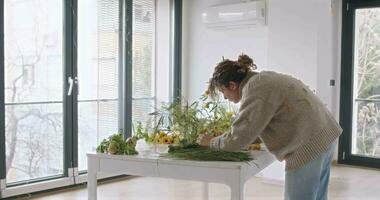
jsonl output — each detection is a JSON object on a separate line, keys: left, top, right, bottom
{"left": 202, "top": 0, "right": 266, "bottom": 29}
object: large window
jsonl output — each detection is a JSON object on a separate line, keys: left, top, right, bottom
{"left": 351, "top": 8, "right": 380, "bottom": 159}
{"left": 340, "top": 0, "right": 380, "bottom": 168}
{"left": 0, "top": 0, "right": 182, "bottom": 198}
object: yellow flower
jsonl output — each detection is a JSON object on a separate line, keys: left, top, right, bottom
{"left": 162, "top": 136, "right": 173, "bottom": 144}
{"left": 154, "top": 137, "right": 161, "bottom": 144}
{"left": 247, "top": 143, "right": 261, "bottom": 151}
{"left": 226, "top": 111, "right": 235, "bottom": 118}
{"left": 203, "top": 102, "right": 211, "bottom": 109}
{"left": 213, "top": 130, "right": 223, "bottom": 137}
{"left": 200, "top": 128, "right": 208, "bottom": 134}
{"left": 158, "top": 131, "right": 166, "bottom": 138}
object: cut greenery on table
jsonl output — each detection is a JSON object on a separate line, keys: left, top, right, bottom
{"left": 163, "top": 144, "right": 253, "bottom": 162}
{"left": 96, "top": 93, "right": 259, "bottom": 162}
{"left": 96, "top": 133, "right": 138, "bottom": 155}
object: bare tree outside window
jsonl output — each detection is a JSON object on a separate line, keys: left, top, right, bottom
{"left": 354, "top": 8, "right": 380, "bottom": 158}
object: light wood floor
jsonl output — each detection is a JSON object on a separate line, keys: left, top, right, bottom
{"left": 14, "top": 164, "right": 380, "bottom": 200}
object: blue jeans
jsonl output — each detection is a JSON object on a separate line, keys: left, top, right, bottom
{"left": 284, "top": 142, "right": 336, "bottom": 200}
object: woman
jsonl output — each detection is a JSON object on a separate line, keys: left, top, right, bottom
{"left": 199, "top": 54, "right": 342, "bottom": 200}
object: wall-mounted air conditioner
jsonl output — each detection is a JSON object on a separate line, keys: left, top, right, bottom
{"left": 202, "top": 0, "right": 266, "bottom": 29}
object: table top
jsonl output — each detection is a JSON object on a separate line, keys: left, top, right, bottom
{"left": 87, "top": 150, "right": 275, "bottom": 169}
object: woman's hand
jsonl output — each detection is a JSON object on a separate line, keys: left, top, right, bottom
{"left": 197, "top": 134, "right": 215, "bottom": 146}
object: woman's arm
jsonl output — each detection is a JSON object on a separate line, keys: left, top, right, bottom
{"left": 210, "top": 96, "right": 277, "bottom": 151}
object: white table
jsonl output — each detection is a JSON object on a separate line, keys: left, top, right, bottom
{"left": 87, "top": 151, "right": 275, "bottom": 200}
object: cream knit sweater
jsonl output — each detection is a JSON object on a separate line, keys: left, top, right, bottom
{"left": 210, "top": 71, "right": 342, "bottom": 171}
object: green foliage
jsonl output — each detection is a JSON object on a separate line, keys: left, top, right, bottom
{"left": 163, "top": 144, "right": 253, "bottom": 162}
{"left": 97, "top": 94, "right": 239, "bottom": 160}
{"left": 96, "top": 133, "right": 138, "bottom": 155}
{"left": 165, "top": 98, "right": 203, "bottom": 145}
{"left": 133, "top": 122, "right": 149, "bottom": 141}
{"left": 124, "top": 140, "right": 138, "bottom": 155}
{"left": 96, "top": 139, "right": 109, "bottom": 153}
{"left": 198, "top": 94, "right": 236, "bottom": 137}
{"left": 148, "top": 94, "right": 236, "bottom": 146}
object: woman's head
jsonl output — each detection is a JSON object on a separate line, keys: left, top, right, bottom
{"left": 207, "top": 54, "right": 257, "bottom": 103}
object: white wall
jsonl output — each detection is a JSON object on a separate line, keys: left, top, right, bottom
{"left": 182, "top": 0, "right": 340, "bottom": 182}
{"left": 267, "top": 0, "right": 317, "bottom": 89}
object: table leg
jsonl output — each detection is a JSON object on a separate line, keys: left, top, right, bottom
{"left": 202, "top": 182, "right": 209, "bottom": 200}
{"left": 229, "top": 182, "right": 244, "bottom": 200}
{"left": 87, "top": 157, "right": 98, "bottom": 200}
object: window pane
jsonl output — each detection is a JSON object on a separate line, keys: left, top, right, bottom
{"left": 352, "top": 8, "right": 380, "bottom": 158}
{"left": 4, "top": 0, "right": 64, "bottom": 184}
{"left": 132, "top": 99, "right": 155, "bottom": 125}
{"left": 5, "top": 104, "right": 63, "bottom": 183}
{"left": 78, "top": 101, "right": 118, "bottom": 171}
{"left": 156, "top": 0, "right": 171, "bottom": 105}
{"left": 77, "top": 0, "right": 120, "bottom": 171}
{"left": 4, "top": 0, "right": 63, "bottom": 104}
{"left": 132, "top": 0, "right": 156, "bottom": 125}
{"left": 353, "top": 101, "right": 380, "bottom": 158}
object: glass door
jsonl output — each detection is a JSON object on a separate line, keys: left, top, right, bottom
{"left": 352, "top": 7, "right": 380, "bottom": 159}
{"left": 340, "top": 0, "right": 380, "bottom": 168}
{"left": 4, "top": 0, "right": 64, "bottom": 184}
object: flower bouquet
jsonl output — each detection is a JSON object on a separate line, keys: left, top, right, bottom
{"left": 146, "top": 94, "right": 253, "bottom": 161}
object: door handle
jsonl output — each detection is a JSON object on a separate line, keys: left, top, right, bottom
{"left": 67, "top": 77, "right": 74, "bottom": 96}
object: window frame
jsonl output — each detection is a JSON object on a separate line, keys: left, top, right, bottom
{"left": 123, "top": 0, "right": 133, "bottom": 139}
{"left": 172, "top": 0, "right": 182, "bottom": 99}
{"left": 0, "top": 0, "right": 5, "bottom": 192}
{"left": 0, "top": 0, "right": 73, "bottom": 188}
{"left": 339, "top": 0, "right": 380, "bottom": 169}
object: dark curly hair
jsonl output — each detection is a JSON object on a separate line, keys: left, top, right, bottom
{"left": 207, "top": 54, "right": 257, "bottom": 97}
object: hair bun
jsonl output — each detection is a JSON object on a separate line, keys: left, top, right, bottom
{"left": 237, "top": 54, "right": 257, "bottom": 70}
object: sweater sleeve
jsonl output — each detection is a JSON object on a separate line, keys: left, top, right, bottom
{"left": 210, "top": 91, "right": 278, "bottom": 151}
